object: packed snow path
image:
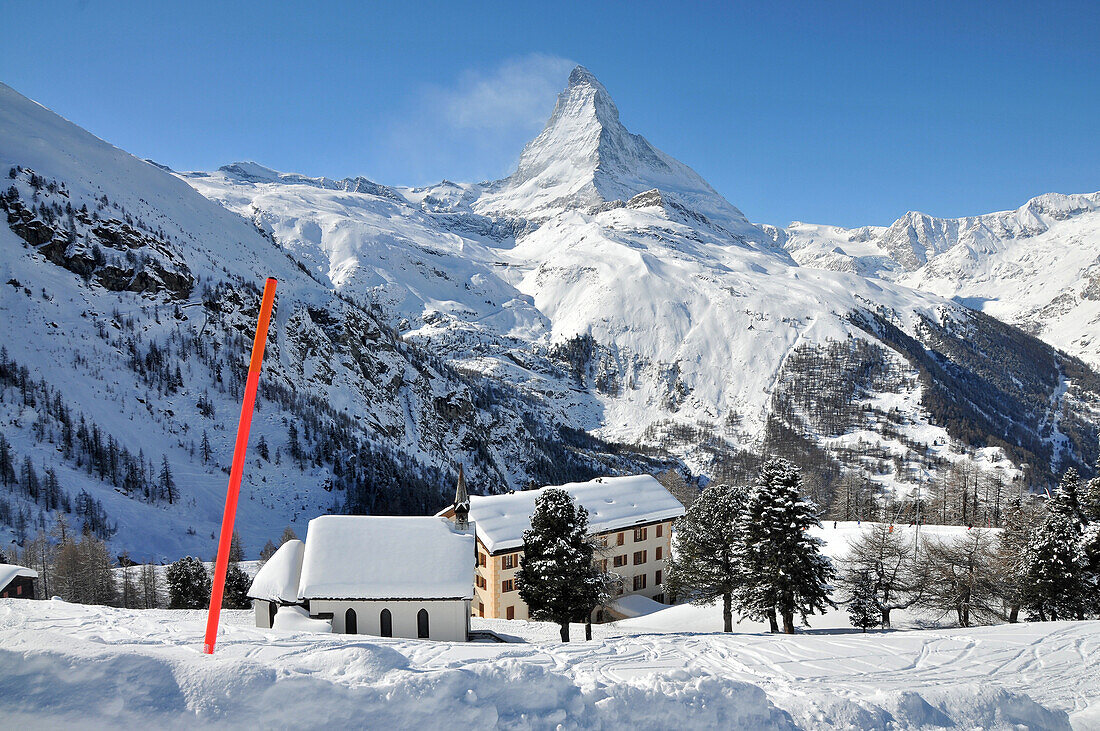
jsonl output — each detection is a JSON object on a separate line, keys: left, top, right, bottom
{"left": 2, "top": 600, "right": 1096, "bottom": 729}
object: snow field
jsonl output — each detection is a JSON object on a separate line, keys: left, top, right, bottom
{"left": 1, "top": 599, "right": 1095, "bottom": 729}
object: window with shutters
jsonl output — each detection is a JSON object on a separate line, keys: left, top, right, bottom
{"left": 656, "top": 523, "right": 664, "bottom": 537}
{"left": 633, "top": 550, "right": 647, "bottom": 565}
{"left": 617, "top": 532, "right": 625, "bottom": 546}
{"left": 502, "top": 553, "right": 517, "bottom": 570}
{"left": 633, "top": 527, "right": 647, "bottom": 542}
{"left": 502, "top": 579, "right": 515, "bottom": 593}
{"left": 633, "top": 574, "right": 647, "bottom": 591}
{"left": 478, "top": 553, "right": 487, "bottom": 567}
{"left": 655, "top": 570, "right": 663, "bottom": 585}
{"left": 613, "top": 554, "right": 627, "bottom": 568}
{"left": 655, "top": 546, "right": 663, "bottom": 560}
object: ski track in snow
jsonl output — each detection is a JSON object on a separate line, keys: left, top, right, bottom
{"left": 1, "top": 598, "right": 1097, "bottom": 729}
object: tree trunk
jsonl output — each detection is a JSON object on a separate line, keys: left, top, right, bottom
{"left": 768, "top": 607, "right": 779, "bottom": 634}
{"left": 881, "top": 606, "right": 892, "bottom": 629}
{"left": 722, "top": 593, "right": 733, "bottom": 632}
{"left": 585, "top": 619, "right": 592, "bottom": 641}
{"left": 559, "top": 622, "right": 569, "bottom": 642}
{"left": 1008, "top": 604, "right": 1019, "bottom": 623}
{"left": 782, "top": 608, "right": 795, "bottom": 634}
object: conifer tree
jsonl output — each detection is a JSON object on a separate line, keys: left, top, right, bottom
{"left": 223, "top": 563, "right": 251, "bottom": 609}
{"left": 665, "top": 483, "right": 747, "bottom": 632}
{"left": 516, "top": 488, "right": 604, "bottom": 642}
{"left": 140, "top": 562, "right": 161, "bottom": 608}
{"left": 166, "top": 556, "right": 211, "bottom": 609}
{"left": 159, "top": 455, "right": 175, "bottom": 504}
{"left": 280, "top": 526, "right": 298, "bottom": 545}
{"left": 118, "top": 552, "right": 138, "bottom": 609}
{"left": 1084, "top": 472, "right": 1100, "bottom": 523}
{"left": 229, "top": 530, "right": 245, "bottom": 562}
{"left": 738, "top": 459, "right": 835, "bottom": 634}
{"left": 844, "top": 569, "right": 880, "bottom": 632}
{"left": 259, "top": 539, "right": 278, "bottom": 562}
{"left": 0, "top": 433, "right": 15, "bottom": 486}
{"left": 1022, "top": 471, "right": 1088, "bottom": 620}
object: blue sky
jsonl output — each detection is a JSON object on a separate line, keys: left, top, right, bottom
{"left": 2, "top": 1, "right": 1097, "bottom": 227}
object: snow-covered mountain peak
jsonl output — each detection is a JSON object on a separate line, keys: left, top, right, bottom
{"left": 550, "top": 64, "right": 621, "bottom": 131}
{"left": 475, "top": 67, "right": 760, "bottom": 239}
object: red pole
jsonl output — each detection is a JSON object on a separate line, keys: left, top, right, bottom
{"left": 203, "top": 278, "right": 277, "bottom": 654}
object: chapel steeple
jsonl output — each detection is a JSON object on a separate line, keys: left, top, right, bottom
{"left": 453, "top": 464, "right": 470, "bottom": 530}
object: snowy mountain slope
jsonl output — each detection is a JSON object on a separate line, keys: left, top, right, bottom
{"left": 0, "top": 82, "right": 666, "bottom": 559}
{"left": 780, "top": 192, "right": 1100, "bottom": 366}
{"left": 178, "top": 67, "right": 1100, "bottom": 498}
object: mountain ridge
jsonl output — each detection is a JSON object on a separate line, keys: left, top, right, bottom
{"left": 2, "top": 69, "right": 1099, "bottom": 559}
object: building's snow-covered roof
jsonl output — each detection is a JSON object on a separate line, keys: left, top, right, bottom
{"left": 248, "top": 540, "right": 305, "bottom": 602}
{"left": 0, "top": 564, "right": 38, "bottom": 588}
{"left": 298, "top": 516, "right": 474, "bottom": 600}
{"left": 457, "top": 475, "right": 685, "bottom": 554}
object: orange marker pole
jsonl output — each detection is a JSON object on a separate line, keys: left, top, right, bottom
{"left": 203, "top": 278, "right": 277, "bottom": 654}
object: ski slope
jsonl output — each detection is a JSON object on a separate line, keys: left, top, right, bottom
{"left": 0, "top": 599, "right": 1094, "bottom": 729}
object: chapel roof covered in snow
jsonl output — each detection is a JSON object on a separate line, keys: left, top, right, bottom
{"left": 297, "top": 516, "right": 474, "bottom": 601}
{"left": 0, "top": 564, "right": 38, "bottom": 588}
{"left": 453, "top": 474, "right": 685, "bottom": 553}
{"left": 247, "top": 539, "right": 305, "bottom": 603}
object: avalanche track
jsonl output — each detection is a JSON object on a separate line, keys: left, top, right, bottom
{"left": 1, "top": 599, "right": 1096, "bottom": 729}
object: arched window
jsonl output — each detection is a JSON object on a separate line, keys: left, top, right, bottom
{"left": 344, "top": 608, "right": 357, "bottom": 634}
{"left": 379, "top": 608, "right": 393, "bottom": 637}
{"left": 417, "top": 608, "right": 429, "bottom": 639}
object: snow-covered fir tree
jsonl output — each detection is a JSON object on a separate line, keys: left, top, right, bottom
{"left": 219, "top": 529, "right": 250, "bottom": 609}
{"left": 166, "top": 556, "right": 211, "bottom": 609}
{"left": 1023, "top": 470, "right": 1088, "bottom": 620}
{"left": 223, "top": 562, "right": 251, "bottom": 609}
{"left": 737, "top": 458, "right": 835, "bottom": 634}
{"left": 1081, "top": 524, "right": 1100, "bottom": 616}
{"left": 844, "top": 569, "right": 880, "bottom": 632}
{"left": 665, "top": 483, "right": 748, "bottom": 632}
{"left": 516, "top": 488, "right": 604, "bottom": 642}
{"left": 1085, "top": 469, "right": 1100, "bottom": 523}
